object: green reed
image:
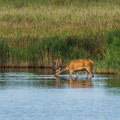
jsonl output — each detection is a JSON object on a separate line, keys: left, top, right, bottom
{"left": 0, "top": 0, "right": 119, "bottom": 73}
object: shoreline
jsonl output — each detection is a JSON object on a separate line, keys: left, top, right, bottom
{"left": 0, "top": 67, "right": 118, "bottom": 75}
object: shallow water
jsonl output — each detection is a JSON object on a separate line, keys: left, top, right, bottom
{"left": 0, "top": 68, "right": 120, "bottom": 120}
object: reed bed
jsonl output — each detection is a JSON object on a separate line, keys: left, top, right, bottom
{"left": 0, "top": 0, "right": 120, "bottom": 73}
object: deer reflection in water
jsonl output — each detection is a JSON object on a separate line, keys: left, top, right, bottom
{"left": 55, "top": 76, "right": 92, "bottom": 88}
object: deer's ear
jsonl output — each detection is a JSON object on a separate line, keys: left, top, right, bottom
{"left": 52, "top": 66, "right": 56, "bottom": 70}
{"left": 59, "top": 67, "right": 62, "bottom": 70}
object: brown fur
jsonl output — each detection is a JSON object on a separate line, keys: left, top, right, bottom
{"left": 55, "top": 59, "right": 94, "bottom": 78}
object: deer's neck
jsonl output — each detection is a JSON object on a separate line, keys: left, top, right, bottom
{"left": 61, "top": 65, "right": 68, "bottom": 72}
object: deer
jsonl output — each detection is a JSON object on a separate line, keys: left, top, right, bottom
{"left": 54, "top": 59, "right": 94, "bottom": 78}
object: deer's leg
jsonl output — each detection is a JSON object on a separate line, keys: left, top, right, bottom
{"left": 69, "top": 70, "right": 73, "bottom": 77}
{"left": 86, "top": 68, "right": 94, "bottom": 78}
{"left": 69, "top": 76, "right": 73, "bottom": 87}
{"left": 86, "top": 71, "right": 89, "bottom": 78}
{"left": 76, "top": 72, "right": 79, "bottom": 78}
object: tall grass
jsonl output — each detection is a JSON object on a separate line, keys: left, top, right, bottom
{"left": 0, "top": 0, "right": 119, "bottom": 73}
{"left": 94, "top": 29, "right": 120, "bottom": 73}
{"left": 103, "top": 30, "right": 120, "bottom": 73}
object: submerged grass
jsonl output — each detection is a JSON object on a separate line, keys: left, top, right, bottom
{"left": 0, "top": 0, "right": 119, "bottom": 73}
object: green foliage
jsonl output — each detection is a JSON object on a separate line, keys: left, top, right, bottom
{"left": 0, "top": 40, "right": 9, "bottom": 66}
{"left": 24, "top": 34, "right": 104, "bottom": 63}
{"left": 103, "top": 30, "right": 120, "bottom": 71}
{"left": 0, "top": 0, "right": 119, "bottom": 73}
{"left": 0, "top": 0, "right": 119, "bottom": 6}
{"left": 10, "top": 46, "right": 27, "bottom": 62}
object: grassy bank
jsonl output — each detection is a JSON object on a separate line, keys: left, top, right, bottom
{"left": 0, "top": 0, "right": 120, "bottom": 73}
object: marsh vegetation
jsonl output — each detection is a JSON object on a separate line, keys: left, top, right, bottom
{"left": 0, "top": 0, "right": 120, "bottom": 73}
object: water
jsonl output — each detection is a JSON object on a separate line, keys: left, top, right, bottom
{"left": 0, "top": 68, "right": 120, "bottom": 120}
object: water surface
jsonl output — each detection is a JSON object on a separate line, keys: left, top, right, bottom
{"left": 0, "top": 68, "right": 120, "bottom": 120}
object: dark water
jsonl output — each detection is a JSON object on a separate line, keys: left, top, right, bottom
{"left": 0, "top": 68, "right": 120, "bottom": 120}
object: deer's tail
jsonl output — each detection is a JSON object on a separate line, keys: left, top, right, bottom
{"left": 89, "top": 59, "right": 94, "bottom": 65}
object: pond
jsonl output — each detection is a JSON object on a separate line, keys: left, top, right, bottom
{"left": 0, "top": 68, "right": 120, "bottom": 120}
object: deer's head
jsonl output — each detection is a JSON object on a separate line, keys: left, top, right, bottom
{"left": 53, "top": 59, "right": 62, "bottom": 76}
{"left": 55, "top": 66, "right": 62, "bottom": 76}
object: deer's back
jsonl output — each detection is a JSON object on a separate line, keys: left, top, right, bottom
{"left": 66, "top": 59, "right": 94, "bottom": 70}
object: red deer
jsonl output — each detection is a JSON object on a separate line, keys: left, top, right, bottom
{"left": 54, "top": 59, "right": 94, "bottom": 78}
